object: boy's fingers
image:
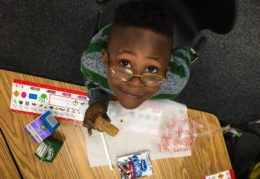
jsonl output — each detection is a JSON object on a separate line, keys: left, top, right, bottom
{"left": 83, "top": 115, "right": 96, "bottom": 126}
{"left": 83, "top": 120, "right": 95, "bottom": 129}
{"left": 83, "top": 122, "right": 91, "bottom": 128}
{"left": 88, "top": 128, "right": 92, "bottom": 136}
{"left": 85, "top": 122, "right": 102, "bottom": 133}
{"left": 102, "top": 113, "right": 111, "bottom": 122}
{"left": 83, "top": 122, "right": 93, "bottom": 135}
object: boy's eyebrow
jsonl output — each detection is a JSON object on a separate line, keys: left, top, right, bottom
{"left": 118, "top": 49, "right": 136, "bottom": 56}
{"left": 147, "top": 55, "right": 160, "bottom": 61}
{"left": 118, "top": 49, "right": 160, "bottom": 61}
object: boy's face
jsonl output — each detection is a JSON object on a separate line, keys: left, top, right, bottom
{"left": 102, "top": 26, "right": 172, "bottom": 109}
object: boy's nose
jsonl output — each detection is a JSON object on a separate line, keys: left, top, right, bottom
{"left": 127, "top": 75, "right": 143, "bottom": 86}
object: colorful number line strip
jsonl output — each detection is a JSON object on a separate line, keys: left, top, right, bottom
{"left": 13, "top": 79, "right": 118, "bottom": 101}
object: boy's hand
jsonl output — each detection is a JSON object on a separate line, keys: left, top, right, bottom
{"left": 83, "top": 101, "right": 110, "bottom": 136}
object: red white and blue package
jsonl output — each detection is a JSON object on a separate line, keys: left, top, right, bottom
{"left": 116, "top": 150, "right": 153, "bottom": 179}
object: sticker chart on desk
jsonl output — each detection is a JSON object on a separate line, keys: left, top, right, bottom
{"left": 10, "top": 79, "right": 89, "bottom": 122}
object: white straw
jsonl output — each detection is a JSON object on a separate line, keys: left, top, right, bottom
{"left": 100, "top": 133, "right": 113, "bottom": 170}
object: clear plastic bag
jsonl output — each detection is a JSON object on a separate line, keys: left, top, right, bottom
{"left": 159, "top": 117, "right": 196, "bottom": 152}
{"left": 158, "top": 115, "right": 242, "bottom": 153}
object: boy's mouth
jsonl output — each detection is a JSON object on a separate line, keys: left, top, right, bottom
{"left": 118, "top": 88, "right": 144, "bottom": 99}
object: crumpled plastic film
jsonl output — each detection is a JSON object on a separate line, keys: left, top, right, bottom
{"left": 159, "top": 118, "right": 197, "bottom": 152}
{"left": 159, "top": 117, "right": 240, "bottom": 153}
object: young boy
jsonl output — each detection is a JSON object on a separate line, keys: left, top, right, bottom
{"left": 81, "top": 0, "right": 191, "bottom": 135}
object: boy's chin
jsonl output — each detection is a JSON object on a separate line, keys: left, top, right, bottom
{"left": 118, "top": 100, "right": 143, "bottom": 109}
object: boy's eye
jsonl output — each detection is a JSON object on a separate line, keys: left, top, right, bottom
{"left": 146, "top": 66, "right": 159, "bottom": 74}
{"left": 119, "top": 60, "right": 131, "bottom": 68}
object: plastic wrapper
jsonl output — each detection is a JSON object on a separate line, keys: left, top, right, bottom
{"left": 159, "top": 118, "right": 196, "bottom": 152}
{"left": 158, "top": 116, "right": 235, "bottom": 153}
{"left": 116, "top": 150, "right": 153, "bottom": 179}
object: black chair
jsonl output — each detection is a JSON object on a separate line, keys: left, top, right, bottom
{"left": 96, "top": 0, "right": 237, "bottom": 62}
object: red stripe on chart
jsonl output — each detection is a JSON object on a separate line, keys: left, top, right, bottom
{"left": 10, "top": 109, "right": 82, "bottom": 123}
{"left": 13, "top": 79, "right": 88, "bottom": 96}
{"left": 229, "top": 169, "right": 236, "bottom": 179}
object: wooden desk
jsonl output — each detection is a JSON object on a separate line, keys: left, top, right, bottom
{"left": 0, "top": 70, "right": 232, "bottom": 179}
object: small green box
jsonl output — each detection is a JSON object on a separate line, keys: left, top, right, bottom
{"left": 35, "top": 136, "right": 63, "bottom": 162}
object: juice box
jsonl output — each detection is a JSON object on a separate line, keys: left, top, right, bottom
{"left": 25, "top": 111, "right": 60, "bottom": 143}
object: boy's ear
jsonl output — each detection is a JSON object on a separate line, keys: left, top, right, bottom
{"left": 101, "top": 49, "right": 108, "bottom": 65}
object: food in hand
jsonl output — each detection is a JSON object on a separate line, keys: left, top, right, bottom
{"left": 94, "top": 115, "right": 119, "bottom": 137}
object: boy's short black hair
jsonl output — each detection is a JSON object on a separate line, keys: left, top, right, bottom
{"left": 110, "top": 0, "right": 174, "bottom": 41}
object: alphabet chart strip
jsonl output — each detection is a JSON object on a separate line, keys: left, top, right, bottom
{"left": 10, "top": 79, "right": 89, "bottom": 122}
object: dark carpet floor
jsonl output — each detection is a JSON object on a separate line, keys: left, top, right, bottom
{"left": 0, "top": 0, "right": 103, "bottom": 85}
{"left": 0, "top": 0, "right": 259, "bottom": 178}
{"left": 176, "top": 0, "right": 260, "bottom": 125}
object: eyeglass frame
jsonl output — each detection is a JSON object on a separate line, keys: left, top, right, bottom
{"left": 108, "top": 65, "right": 166, "bottom": 87}
{"left": 104, "top": 50, "right": 168, "bottom": 86}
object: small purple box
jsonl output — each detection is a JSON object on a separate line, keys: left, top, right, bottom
{"left": 25, "top": 111, "right": 60, "bottom": 143}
